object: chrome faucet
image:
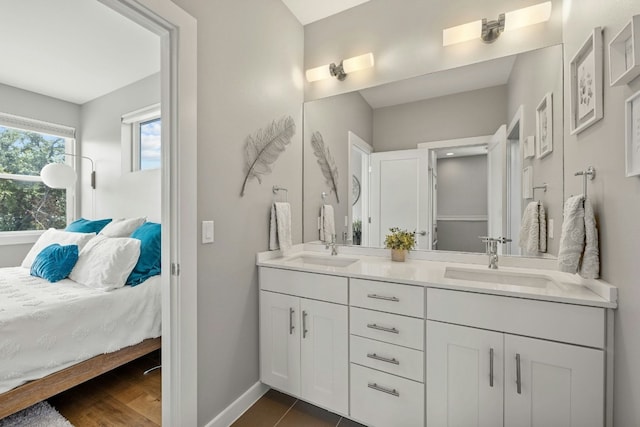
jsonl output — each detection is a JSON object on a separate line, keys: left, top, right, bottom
{"left": 479, "top": 236, "right": 512, "bottom": 269}
{"left": 326, "top": 234, "right": 338, "bottom": 256}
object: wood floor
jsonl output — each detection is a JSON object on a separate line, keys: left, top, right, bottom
{"left": 232, "top": 389, "right": 366, "bottom": 427}
{"left": 48, "top": 350, "right": 161, "bottom": 427}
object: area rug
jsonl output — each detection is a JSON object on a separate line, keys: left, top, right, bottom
{"left": 0, "top": 401, "right": 73, "bottom": 427}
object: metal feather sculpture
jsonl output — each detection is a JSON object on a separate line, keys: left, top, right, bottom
{"left": 240, "top": 116, "right": 296, "bottom": 196}
{"left": 310, "top": 131, "right": 340, "bottom": 203}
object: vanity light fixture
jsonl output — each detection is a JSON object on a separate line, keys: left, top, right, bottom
{"left": 41, "top": 153, "right": 96, "bottom": 190}
{"left": 442, "top": 1, "right": 552, "bottom": 46}
{"left": 306, "top": 52, "right": 375, "bottom": 82}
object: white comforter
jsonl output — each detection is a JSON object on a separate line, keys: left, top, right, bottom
{"left": 0, "top": 267, "right": 161, "bottom": 394}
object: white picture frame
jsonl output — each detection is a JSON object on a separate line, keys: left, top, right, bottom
{"left": 625, "top": 89, "right": 640, "bottom": 177}
{"left": 609, "top": 15, "right": 640, "bottom": 86}
{"left": 570, "top": 27, "right": 604, "bottom": 135}
{"left": 522, "top": 166, "right": 533, "bottom": 199}
{"left": 536, "top": 93, "right": 553, "bottom": 158}
{"left": 523, "top": 136, "right": 535, "bottom": 159}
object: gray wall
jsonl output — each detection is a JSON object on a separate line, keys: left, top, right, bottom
{"left": 373, "top": 86, "right": 508, "bottom": 152}
{"left": 0, "top": 83, "right": 81, "bottom": 267}
{"left": 168, "top": 0, "right": 304, "bottom": 424}
{"left": 80, "top": 73, "right": 161, "bottom": 221}
{"left": 437, "top": 155, "right": 488, "bottom": 253}
{"left": 304, "top": 92, "right": 373, "bottom": 242}
{"left": 562, "top": 1, "right": 640, "bottom": 425}
{"left": 507, "top": 44, "right": 563, "bottom": 255}
{"left": 304, "top": 0, "right": 563, "bottom": 101}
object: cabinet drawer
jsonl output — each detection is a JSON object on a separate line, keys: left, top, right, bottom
{"left": 427, "top": 288, "right": 605, "bottom": 348}
{"left": 350, "top": 278, "right": 424, "bottom": 318}
{"left": 259, "top": 267, "right": 348, "bottom": 304}
{"left": 350, "top": 363, "right": 424, "bottom": 427}
{"left": 350, "top": 335, "right": 424, "bottom": 382}
{"left": 350, "top": 307, "right": 424, "bottom": 350}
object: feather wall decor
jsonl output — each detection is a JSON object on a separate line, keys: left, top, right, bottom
{"left": 240, "top": 115, "right": 296, "bottom": 197}
{"left": 310, "top": 131, "right": 340, "bottom": 203}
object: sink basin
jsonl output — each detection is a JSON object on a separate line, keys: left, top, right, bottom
{"left": 287, "top": 255, "right": 359, "bottom": 268}
{"left": 444, "top": 267, "right": 560, "bottom": 290}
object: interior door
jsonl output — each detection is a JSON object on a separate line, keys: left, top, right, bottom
{"left": 426, "top": 321, "right": 504, "bottom": 427}
{"left": 300, "top": 298, "right": 349, "bottom": 416}
{"left": 370, "top": 149, "right": 429, "bottom": 249}
{"left": 259, "top": 291, "right": 300, "bottom": 397}
{"left": 487, "top": 125, "right": 507, "bottom": 254}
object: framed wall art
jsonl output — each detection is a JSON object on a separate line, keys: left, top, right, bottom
{"left": 625, "top": 89, "right": 640, "bottom": 177}
{"left": 570, "top": 27, "right": 604, "bottom": 135}
{"left": 536, "top": 92, "right": 553, "bottom": 158}
{"left": 609, "top": 15, "right": 640, "bottom": 86}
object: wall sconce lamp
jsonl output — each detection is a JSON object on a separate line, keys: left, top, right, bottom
{"left": 41, "top": 153, "right": 96, "bottom": 190}
{"left": 443, "top": 1, "right": 552, "bottom": 46}
{"left": 306, "top": 52, "right": 375, "bottom": 82}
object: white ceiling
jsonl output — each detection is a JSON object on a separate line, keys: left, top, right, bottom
{"left": 435, "top": 145, "right": 488, "bottom": 159}
{"left": 360, "top": 55, "right": 517, "bottom": 109}
{"left": 281, "top": 0, "right": 370, "bottom": 25}
{"left": 0, "top": 0, "right": 160, "bottom": 105}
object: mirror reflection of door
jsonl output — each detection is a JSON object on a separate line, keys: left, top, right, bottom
{"left": 488, "top": 125, "right": 507, "bottom": 255}
{"left": 369, "top": 149, "right": 429, "bottom": 249}
{"left": 348, "top": 132, "right": 372, "bottom": 246}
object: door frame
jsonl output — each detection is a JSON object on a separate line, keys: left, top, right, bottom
{"left": 98, "top": 1, "right": 198, "bottom": 425}
{"left": 348, "top": 131, "right": 372, "bottom": 246}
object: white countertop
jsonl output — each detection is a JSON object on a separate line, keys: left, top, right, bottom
{"left": 257, "top": 246, "right": 617, "bottom": 309}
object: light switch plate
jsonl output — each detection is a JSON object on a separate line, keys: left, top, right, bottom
{"left": 202, "top": 220, "right": 214, "bottom": 244}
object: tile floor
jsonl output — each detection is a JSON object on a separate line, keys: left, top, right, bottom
{"left": 232, "top": 389, "right": 366, "bottom": 427}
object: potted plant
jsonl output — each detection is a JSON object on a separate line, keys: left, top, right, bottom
{"left": 384, "top": 227, "right": 416, "bottom": 262}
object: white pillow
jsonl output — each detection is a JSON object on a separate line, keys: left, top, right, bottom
{"left": 69, "top": 235, "right": 141, "bottom": 291}
{"left": 99, "top": 217, "right": 146, "bottom": 237}
{"left": 21, "top": 229, "right": 96, "bottom": 268}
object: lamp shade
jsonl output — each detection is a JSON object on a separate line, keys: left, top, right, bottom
{"left": 41, "top": 163, "right": 77, "bottom": 189}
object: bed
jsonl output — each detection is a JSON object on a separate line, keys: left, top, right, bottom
{"left": 0, "top": 266, "right": 162, "bottom": 418}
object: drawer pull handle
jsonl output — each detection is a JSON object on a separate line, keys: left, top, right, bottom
{"left": 367, "top": 293, "right": 400, "bottom": 302}
{"left": 302, "top": 310, "right": 309, "bottom": 339}
{"left": 489, "top": 348, "right": 494, "bottom": 387}
{"left": 367, "top": 323, "right": 399, "bottom": 334}
{"left": 289, "top": 308, "right": 295, "bottom": 335}
{"left": 516, "top": 353, "right": 522, "bottom": 394}
{"left": 368, "top": 382, "right": 400, "bottom": 397}
{"left": 367, "top": 353, "right": 400, "bottom": 365}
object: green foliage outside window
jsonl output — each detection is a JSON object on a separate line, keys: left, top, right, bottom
{"left": 0, "top": 126, "right": 67, "bottom": 231}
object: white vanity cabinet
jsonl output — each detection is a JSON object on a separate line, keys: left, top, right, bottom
{"left": 259, "top": 267, "right": 349, "bottom": 416}
{"left": 426, "top": 288, "right": 606, "bottom": 427}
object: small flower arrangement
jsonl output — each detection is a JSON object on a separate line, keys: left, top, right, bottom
{"left": 384, "top": 227, "right": 416, "bottom": 251}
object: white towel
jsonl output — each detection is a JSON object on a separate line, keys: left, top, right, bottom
{"left": 557, "top": 195, "right": 599, "bottom": 278}
{"left": 519, "top": 201, "right": 547, "bottom": 254}
{"left": 269, "top": 202, "right": 292, "bottom": 251}
{"left": 320, "top": 204, "right": 335, "bottom": 243}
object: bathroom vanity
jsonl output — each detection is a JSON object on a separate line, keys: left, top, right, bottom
{"left": 257, "top": 246, "right": 616, "bottom": 427}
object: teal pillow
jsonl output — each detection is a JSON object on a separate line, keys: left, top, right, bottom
{"left": 30, "top": 244, "right": 79, "bottom": 283}
{"left": 66, "top": 218, "right": 112, "bottom": 234}
{"left": 127, "top": 222, "right": 161, "bottom": 286}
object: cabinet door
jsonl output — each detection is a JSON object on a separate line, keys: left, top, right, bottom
{"left": 504, "top": 335, "right": 604, "bottom": 427}
{"left": 300, "top": 298, "right": 349, "bottom": 415}
{"left": 427, "top": 321, "right": 504, "bottom": 427}
{"left": 260, "top": 291, "right": 300, "bottom": 396}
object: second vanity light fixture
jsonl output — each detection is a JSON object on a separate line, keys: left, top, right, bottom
{"left": 306, "top": 52, "right": 375, "bottom": 82}
{"left": 443, "top": 1, "right": 552, "bottom": 46}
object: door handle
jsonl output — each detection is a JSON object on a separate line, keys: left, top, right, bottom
{"left": 418, "top": 230, "right": 427, "bottom": 236}
{"left": 302, "top": 310, "right": 308, "bottom": 339}
{"left": 516, "top": 353, "right": 522, "bottom": 394}
{"left": 289, "top": 308, "right": 295, "bottom": 335}
{"left": 367, "top": 353, "right": 400, "bottom": 365}
{"left": 367, "top": 294, "right": 400, "bottom": 302}
{"left": 489, "top": 348, "right": 494, "bottom": 387}
{"left": 367, "top": 323, "right": 399, "bottom": 334}
{"left": 368, "top": 382, "right": 399, "bottom": 397}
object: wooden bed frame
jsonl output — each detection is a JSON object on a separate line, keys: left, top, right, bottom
{"left": 0, "top": 337, "right": 161, "bottom": 419}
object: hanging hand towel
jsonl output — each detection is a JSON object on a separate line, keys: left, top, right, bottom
{"left": 519, "top": 201, "right": 540, "bottom": 255}
{"left": 580, "top": 198, "right": 599, "bottom": 279}
{"left": 269, "top": 202, "right": 292, "bottom": 251}
{"left": 320, "top": 204, "right": 335, "bottom": 243}
{"left": 557, "top": 195, "right": 599, "bottom": 278}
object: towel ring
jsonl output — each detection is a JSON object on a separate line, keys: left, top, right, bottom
{"left": 272, "top": 185, "right": 288, "bottom": 202}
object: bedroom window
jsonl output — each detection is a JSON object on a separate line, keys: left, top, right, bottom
{"left": 0, "top": 113, "right": 75, "bottom": 233}
{"left": 122, "top": 104, "right": 161, "bottom": 172}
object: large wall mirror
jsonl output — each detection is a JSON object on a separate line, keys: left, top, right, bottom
{"left": 303, "top": 43, "right": 564, "bottom": 258}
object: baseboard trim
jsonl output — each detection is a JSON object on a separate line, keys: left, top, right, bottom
{"left": 205, "top": 381, "right": 270, "bottom": 427}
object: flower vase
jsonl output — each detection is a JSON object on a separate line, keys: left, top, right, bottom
{"left": 391, "top": 248, "right": 407, "bottom": 262}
